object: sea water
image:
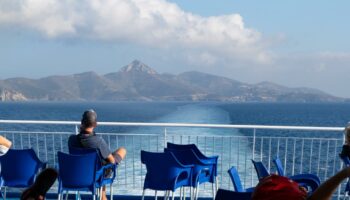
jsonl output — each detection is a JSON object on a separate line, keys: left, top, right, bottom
{"left": 1, "top": 102, "right": 350, "bottom": 194}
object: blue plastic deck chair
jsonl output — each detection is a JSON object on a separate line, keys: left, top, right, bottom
{"left": 215, "top": 189, "right": 252, "bottom": 200}
{"left": 251, "top": 160, "right": 270, "bottom": 180}
{"left": 227, "top": 166, "right": 254, "bottom": 192}
{"left": 0, "top": 148, "right": 46, "bottom": 200}
{"left": 273, "top": 157, "right": 320, "bottom": 193}
{"left": 57, "top": 151, "right": 102, "bottom": 200}
{"left": 165, "top": 148, "right": 215, "bottom": 200}
{"left": 69, "top": 147, "right": 117, "bottom": 200}
{"left": 141, "top": 150, "right": 193, "bottom": 200}
{"left": 166, "top": 143, "right": 219, "bottom": 190}
{"left": 340, "top": 154, "right": 350, "bottom": 198}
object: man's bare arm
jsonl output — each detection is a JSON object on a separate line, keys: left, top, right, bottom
{"left": 308, "top": 167, "right": 350, "bottom": 200}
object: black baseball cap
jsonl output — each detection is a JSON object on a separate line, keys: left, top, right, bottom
{"left": 81, "top": 109, "right": 97, "bottom": 127}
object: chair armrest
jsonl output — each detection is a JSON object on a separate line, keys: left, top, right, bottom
{"left": 196, "top": 154, "right": 218, "bottom": 165}
{"left": 207, "top": 155, "right": 219, "bottom": 161}
{"left": 173, "top": 166, "right": 192, "bottom": 186}
{"left": 193, "top": 167, "right": 212, "bottom": 183}
{"left": 96, "top": 163, "right": 117, "bottom": 182}
{"left": 191, "top": 151, "right": 216, "bottom": 166}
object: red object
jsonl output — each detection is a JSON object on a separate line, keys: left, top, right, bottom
{"left": 251, "top": 174, "right": 308, "bottom": 200}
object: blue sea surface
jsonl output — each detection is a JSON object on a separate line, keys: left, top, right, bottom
{"left": 1, "top": 101, "right": 349, "bottom": 136}
{"left": 1, "top": 102, "right": 350, "bottom": 194}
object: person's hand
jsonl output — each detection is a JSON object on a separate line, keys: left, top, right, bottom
{"left": 0, "top": 135, "right": 12, "bottom": 148}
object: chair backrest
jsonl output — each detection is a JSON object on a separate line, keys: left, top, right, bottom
{"left": 167, "top": 142, "right": 207, "bottom": 160}
{"left": 69, "top": 147, "right": 102, "bottom": 168}
{"left": 141, "top": 150, "right": 188, "bottom": 190}
{"left": 228, "top": 166, "right": 244, "bottom": 192}
{"left": 69, "top": 147, "right": 98, "bottom": 155}
{"left": 0, "top": 149, "right": 44, "bottom": 187}
{"left": 164, "top": 148, "right": 200, "bottom": 165}
{"left": 272, "top": 157, "right": 285, "bottom": 176}
{"left": 251, "top": 160, "right": 270, "bottom": 180}
{"left": 57, "top": 151, "right": 97, "bottom": 192}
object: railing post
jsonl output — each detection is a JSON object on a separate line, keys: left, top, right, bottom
{"left": 164, "top": 128, "right": 167, "bottom": 148}
{"left": 251, "top": 128, "right": 256, "bottom": 186}
{"left": 75, "top": 125, "right": 79, "bottom": 135}
{"left": 252, "top": 128, "right": 256, "bottom": 160}
{"left": 338, "top": 130, "right": 346, "bottom": 199}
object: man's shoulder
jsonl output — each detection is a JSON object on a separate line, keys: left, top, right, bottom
{"left": 80, "top": 133, "right": 106, "bottom": 145}
{"left": 68, "top": 134, "right": 80, "bottom": 148}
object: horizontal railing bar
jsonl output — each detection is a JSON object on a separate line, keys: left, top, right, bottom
{"left": 258, "top": 136, "right": 342, "bottom": 140}
{"left": 0, "top": 120, "right": 344, "bottom": 131}
{"left": 0, "top": 131, "right": 74, "bottom": 134}
{"left": 0, "top": 130, "right": 343, "bottom": 141}
{"left": 0, "top": 130, "right": 161, "bottom": 136}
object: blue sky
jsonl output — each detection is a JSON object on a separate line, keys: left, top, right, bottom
{"left": 0, "top": 0, "right": 349, "bottom": 97}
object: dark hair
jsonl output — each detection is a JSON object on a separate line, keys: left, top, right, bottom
{"left": 81, "top": 109, "right": 97, "bottom": 129}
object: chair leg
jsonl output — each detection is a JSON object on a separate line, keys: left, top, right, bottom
{"left": 195, "top": 183, "right": 199, "bottom": 200}
{"left": 166, "top": 191, "right": 170, "bottom": 200}
{"left": 216, "top": 177, "right": 219, "bottom": 191}
{"left": 110, "top": 184, "right": 113, "bottom": 200}
{"left": 65, "top": 191, "right": 69, "bottom": 200}
{"left": 191, "top": 187, "right": 196, "bottom": 200}
{"left": 212, "top": 182, "right": 215, "bottom": 200}
{"left": 190, "top": 187, "right": 192, "bottom": 200}
{"left": 179, "top": 188, "right": 182, "bottom": 200}
{"left": 93, "top": 194, "right": 96, "bottom": 200}
{"left": 3, "top": 187, "right": 6, "bottom": 200}
{"left": 58, "top": 193, "right": 61, "bottom": 200}
{"left": 164, "top": 191, "right": 167, "bottom": 200}
{"left": 141, "top": 189, "right": 145, "bottom": 200}
{"left": 183, "top": 188, "right": 186, "bottom": 200}
{"left": 172, "top": 191, "right": 175, "bottom": 200}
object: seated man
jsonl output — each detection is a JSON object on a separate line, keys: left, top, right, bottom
{"left": 0, "top": 135, "right": 12, "bottom": 156}
{"left": 68, "top": 109, "right": 126, "bottom": 200}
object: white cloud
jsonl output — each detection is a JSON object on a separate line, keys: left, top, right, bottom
{"left": 0, "top": 0, "right": 271, "bottom": 64}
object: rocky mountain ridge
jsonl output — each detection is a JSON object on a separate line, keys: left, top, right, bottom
{"left": 0, "top": 60, "right": 345, "bottom": 102}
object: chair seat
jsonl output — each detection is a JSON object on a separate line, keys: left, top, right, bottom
{"left": 1, "top": 180, "right": 31, "bottom": 188}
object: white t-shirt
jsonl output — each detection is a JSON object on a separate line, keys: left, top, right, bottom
{"left": 0, "top": 145, "right": 9, "bottom": 156}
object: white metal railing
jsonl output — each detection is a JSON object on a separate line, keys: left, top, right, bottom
{"left": 0, "top": 120, "right": 346, "bottom": 198}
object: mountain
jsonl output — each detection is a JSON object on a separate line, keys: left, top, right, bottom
{"left": 0, "top": 60, "right": 345, "bottom": 102}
